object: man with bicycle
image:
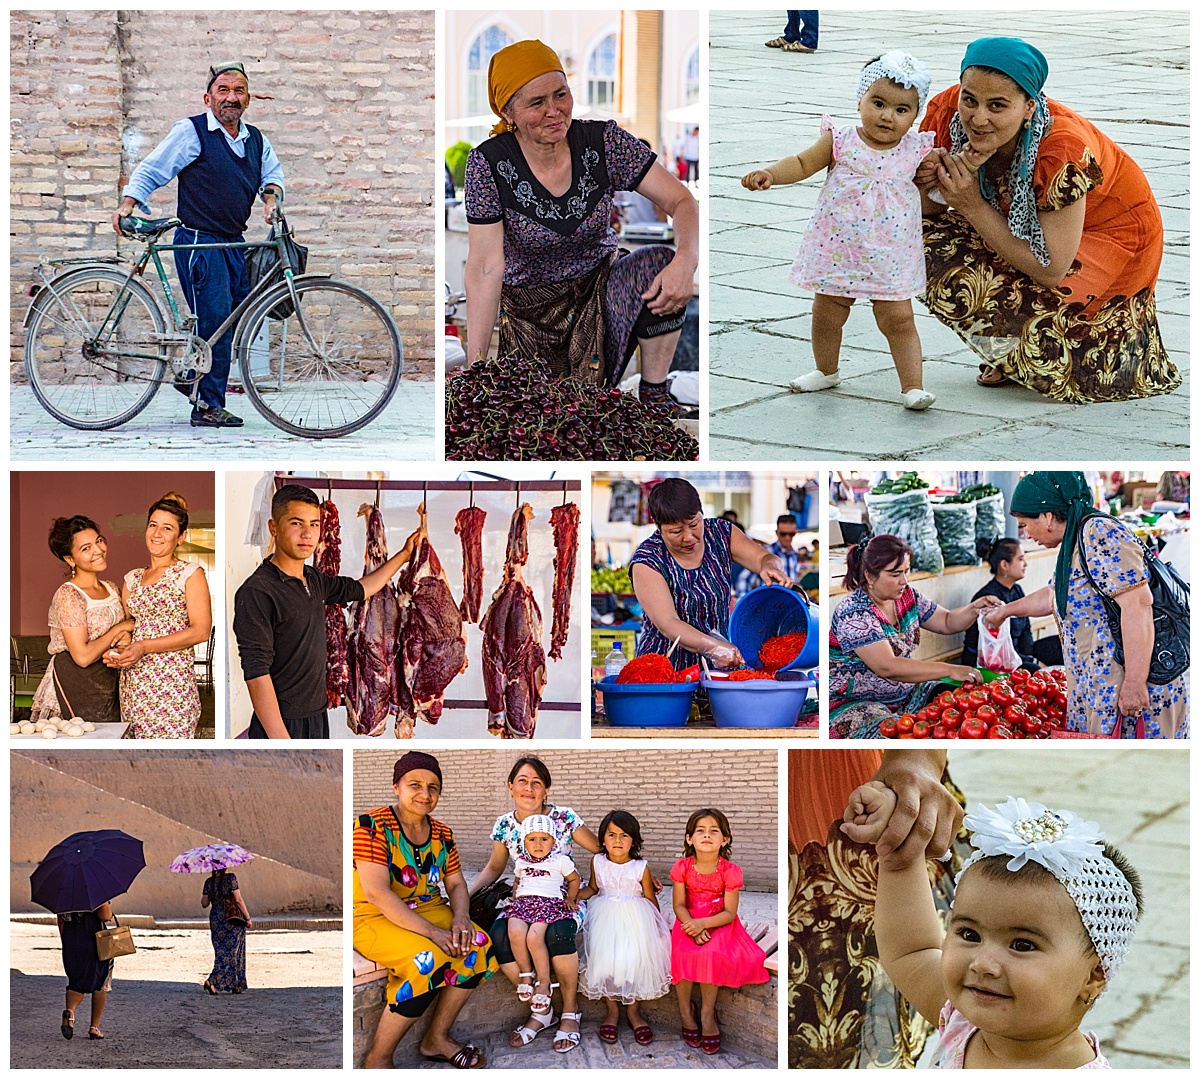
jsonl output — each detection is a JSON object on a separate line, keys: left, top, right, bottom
{"left": 112, "top": 61, "right": 284, "bottom": 429}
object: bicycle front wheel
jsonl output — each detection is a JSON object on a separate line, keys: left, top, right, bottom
{"left": 235, "top": 278, "right": 402, "bottom": 438}
{"left": 24, "top": 267, "right": 166, "bottom": 429}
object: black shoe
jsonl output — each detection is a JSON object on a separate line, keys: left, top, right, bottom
{"left": 190, "top": 406, "right": 244, "bottom": 428}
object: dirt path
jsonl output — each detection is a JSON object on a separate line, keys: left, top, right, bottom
{"left": 9, "top": 923, "right": 341, "bottom": 1068}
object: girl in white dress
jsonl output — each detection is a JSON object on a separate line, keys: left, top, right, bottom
{"left": 579, "top": 810, "right": 672, "bottom": 1045}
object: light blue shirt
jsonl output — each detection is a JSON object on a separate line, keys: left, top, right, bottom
{"left": 122, "top": 111, "right": 285, "bottom": 213}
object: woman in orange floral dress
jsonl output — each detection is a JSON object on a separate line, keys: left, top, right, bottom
{"left": 917, "top": 36, "right": 1180, "bottom": 403}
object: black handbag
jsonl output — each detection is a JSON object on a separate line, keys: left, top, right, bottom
{"left": 1079, "top": 528, "right": 1190, "bottom": 685}
{"left": 468, "top": 879, "right": 512, "bottom": 932}
{"left": 245, "top": 225, "right": 309, "bottom": 319}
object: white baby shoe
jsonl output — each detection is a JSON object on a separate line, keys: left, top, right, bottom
{"left": 901, "top": 388, "right": 936, "bottom": 410}
{"left": 789, "top": 370, "right": 841, "bottom": 393}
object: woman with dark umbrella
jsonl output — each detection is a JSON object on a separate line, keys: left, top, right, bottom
{"left": 58, "top": 900, "right": 115, "bottom": 1040}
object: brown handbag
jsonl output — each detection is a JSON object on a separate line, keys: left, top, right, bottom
{"left": 95, "top": 915, "right": 137, "bottom": 960}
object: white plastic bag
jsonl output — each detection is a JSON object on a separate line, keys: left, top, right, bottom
{"left": 976, "top": 611, "right": 1022, "bottom": 673}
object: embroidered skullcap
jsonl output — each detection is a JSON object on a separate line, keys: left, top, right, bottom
{"left": 393, "top": 751, "right": 443, "bottom": 787}
{"left": 957, "top": 798, "right": 1139, "bottom": 986}
{"left": 858, "top": 51, "right": 932, "bottom": 111}
{"left": 207, "top": 61, "right": 247, "bottom": 91}
{"left": 961, "top": 36, "right": 1048, "bottom": 100}
{"left": 487, "top": 40, "right": 567, "bottom": 137}
{"left": 519, "top": 813, "right": 556, "bottom": 841}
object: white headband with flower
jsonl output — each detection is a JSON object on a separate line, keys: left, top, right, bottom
{"left": 857, "top": 50, "right": 932, "bottom": 111}
{"left": 956, "top": 798, "right": 1139, "bottom": 984}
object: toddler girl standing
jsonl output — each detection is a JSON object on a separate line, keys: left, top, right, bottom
{"left": 670, "top": 808, "right": 768, "bottom": 1055}
{"left": 507, "top": 814, "right": 581, "bottom": 1019}
{"left": 742, "top": 51, "right": 941, "bottom": 410}
{"left": 845, "top": 787, "right": 1142, "bottom": 1068}
{"left": 579, "top": 810, "right": 672, "bottom": 1044}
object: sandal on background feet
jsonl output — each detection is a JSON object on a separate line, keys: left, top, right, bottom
{"left": 901, "top": 388, "right": 936, "bottom": 411}
{"left": 511, "top": 1008, "right": 557, "bottom": 1047}
{"left": 61, "top": 1010, "right": 74, "bottom": 1040}
{"left": 781, "top": 41, "right": 816, "bottom": 52}
{"left": 420, "top": 1044, "right": 484, "bottom": 1069}
{"left": 976, "top": 364, "right": 1012, "bottom": 387}
{"left": 516, "top": 971, "right": 535, "bottom": 1002}
{"left": 633, "top": 1024, "right": 654, "bottom": 1045}
{"left": 764, "top": 36, "right": 789, "bottom": 47}
{"left": 555, "top": 1011, "right": 582, "bottom": 1054}
{"left": 598, "top": 1022, "right": 619, "bottom": 1044}
{"left": 88, "top": 1026, "right": 104, "bottom": 1040}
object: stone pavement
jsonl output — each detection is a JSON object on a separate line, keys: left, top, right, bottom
{"left": 708, "top": 11, "right": 1189, "bottom": 459}
{"left": 943, "top": 746, "right": 1189, "bottom": 1069}
{"left": 9, "top": 379, "right": 435, "bottom": 460}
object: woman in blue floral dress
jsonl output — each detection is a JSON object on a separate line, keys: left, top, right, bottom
{"left": 469, "top": 755, "right": 600, "bottom": 1053}
{"left": 987, "top": 472, "right": 1187, "bottom": 737}
{"left": 354, "top": 752, "right": 497, "bottom": 1069}
{"left": 202, "top": 869, "right": 250, "bottom": 993}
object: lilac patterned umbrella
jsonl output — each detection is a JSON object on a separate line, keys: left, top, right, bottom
{"left": 169, "top": 843, "right": 255, "bottom": 874}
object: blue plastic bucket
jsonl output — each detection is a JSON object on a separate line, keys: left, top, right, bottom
{"left": 728, "top": 585, "right": 819, "bottom": 670}
{"left": 598, "top": 675, "right": 697, "bottom": 727}
{"left": 702, "top": 676, "right": 815, "bottom": 728}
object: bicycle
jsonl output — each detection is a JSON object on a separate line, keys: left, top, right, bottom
{"left": 22, "top": 197, "right": 403, "bottom": 438}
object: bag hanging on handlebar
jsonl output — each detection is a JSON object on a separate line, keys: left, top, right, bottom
{"left": 245, "top": 226, "right": 309, "bottom": 319}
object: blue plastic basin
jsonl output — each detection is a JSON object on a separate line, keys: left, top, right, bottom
{"left": 728, "top": 585, "right": 819, "bottom": 671}
{"left": 598, "top": 675, "right": 697, "bottom": 727}
{"left": 702, "top": 676, "right": 815, "bottom": 728}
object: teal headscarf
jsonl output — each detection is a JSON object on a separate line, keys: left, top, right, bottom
{"left": 1009, "top": 471, "right": 1099, "bottom": 615}
{"left": 952, "top": 36, "right": 1052, "bottom": 266}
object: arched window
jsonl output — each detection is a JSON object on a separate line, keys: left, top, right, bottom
{"left": 685, "top": 46, "right": 700, "bottom": 104}
{"left": 467, "top": 25, "right": 512, "bottom": 116}
{"left": 586, "top": 34, "right": 617, "bottom": 108}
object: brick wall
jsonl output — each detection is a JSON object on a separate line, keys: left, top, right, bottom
{"left": 10, "top": 9, "right": 434, "bottom": 379}
{"left": 353, "top": 749, "right": 779, "bottom": 888}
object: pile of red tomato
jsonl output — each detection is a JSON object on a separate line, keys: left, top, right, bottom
{"left": 878, "top": 668, "right": 1069, "bottom": 739}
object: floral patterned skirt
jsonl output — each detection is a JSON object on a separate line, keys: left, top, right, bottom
{"left": 921, "top": 213, "right": 1181, "bottom": 404}
{"left": 208, "top": 906, "right": 247, "bottom": 991}
{"left": 829, "top": 681, "right": 939, "bottom": 739}
{"left": 120, "top": 647, "right": 200, "bottom": 738}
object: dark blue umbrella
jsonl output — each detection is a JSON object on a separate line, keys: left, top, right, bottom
{"left": 30, "top": 829, "right": 146, "bottom": 914}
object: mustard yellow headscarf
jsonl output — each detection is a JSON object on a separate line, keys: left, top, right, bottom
{"left": 487, "top": 40, "right": 566, "bottom": 137}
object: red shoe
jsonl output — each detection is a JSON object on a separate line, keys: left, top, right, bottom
{"left": 599, "top": 1024, "right": 619, "bottom": 1044}
{"left": 681, "top": 1026, "right": 701, "bottom": 1048}
{"left": 700, "top": 1032, "right": 721, "bottom": 1055}
{"left": 633, "top": 1024, "right": 654, "bottom": 1045}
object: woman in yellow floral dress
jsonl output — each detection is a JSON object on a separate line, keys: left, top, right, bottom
{"left": 354, "top": 752, "right": 497, "bottom": 1069}
{"left": 918, "top": 36, "right": 1180, "bottom": 403}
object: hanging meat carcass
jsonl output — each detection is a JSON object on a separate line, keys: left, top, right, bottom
{"left": 480, "top": 503, "right": 547, "bottom": 738}
{"left": 317, "top": 499, "right": 351, "bottom": 709}
{"left": 396, "top": 502, "right": 468, "bottom": 737}
{"left": 455, "top": 505, "right": 487, "bottom": 623}
{"left": 548, "top": 502, "right": 579, "bottom": 661}
{"left": 345, "top": 504, "right": 402, "bottom": 736}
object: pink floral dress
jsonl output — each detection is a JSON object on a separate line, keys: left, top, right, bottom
{"left": 932, "top": 1002, "right": 1110, "bottom": 1068}
{"left": 790, "top": 116, "right": 935, "bottom": 300}
{"left": 120, "top": 561, "right": 203, "bottom": 738}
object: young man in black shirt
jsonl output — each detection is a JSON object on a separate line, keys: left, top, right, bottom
{"left": 233, "top": 483, "right": 416, "bottom": 738}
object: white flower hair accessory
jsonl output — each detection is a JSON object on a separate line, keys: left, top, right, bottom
{"left": 857, "top": 50, "right": 932, "bottom": 111}
{"left": 957, "top": 798, "right": 1139, "bottom": 985}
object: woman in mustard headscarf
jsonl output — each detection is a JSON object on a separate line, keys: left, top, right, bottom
{"left": 463, "top": 40, "right": 699, "bottom": 407}
{"left": 984, "top": 471, "right": 1188, "bottom": 738}
{"left": 916, "top": 37, "right": 1180, "bottom": 404}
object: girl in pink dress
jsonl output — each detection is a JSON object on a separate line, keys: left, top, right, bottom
{"left": 670, "top": 808, "right": 768, "bottom": 1055}
{"left": 742, "top": 51, "right": 944, "bottom": 410}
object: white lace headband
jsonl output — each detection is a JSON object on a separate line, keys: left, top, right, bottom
{"left": 858, "top": 50, "right": 931, "bottom": 111}
{"left": 956, "top": 798, "right": 1139, "bottom": 985}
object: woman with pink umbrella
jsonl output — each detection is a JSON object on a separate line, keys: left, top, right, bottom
{"left": 171, "top": 843, "right": 254, "bottom": 994}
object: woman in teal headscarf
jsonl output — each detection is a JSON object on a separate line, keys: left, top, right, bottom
{"left": 983, "top": 472, "right": 1187, "bottom": 738}
{"left": 916, "top": 37, "right": 1180, "bottom": 404}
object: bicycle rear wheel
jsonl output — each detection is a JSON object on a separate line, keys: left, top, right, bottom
{"left": 24, "top": 267, "right": 166, "bottom": 430}
{"left": 235, "top": 278, "right": 402, "bottom": 438}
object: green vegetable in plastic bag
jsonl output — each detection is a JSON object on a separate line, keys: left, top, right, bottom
{"left": 933, "top": 501, "right": 979, "bottom": 565}
{"left": 864, "top": 488, "right": 944, "bottom": 575}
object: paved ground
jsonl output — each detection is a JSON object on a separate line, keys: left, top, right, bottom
{"left": 938, "top": 747, "right": 1189, "bottom": 1069}
{"left": 9, "top": 379, "right": 435, "bottom": 459}
{"left": 10, "top": 923, "right": 341, "bottom": 1068}
{"left": 708, "top": 11, "right": 1189, "bottom": 459}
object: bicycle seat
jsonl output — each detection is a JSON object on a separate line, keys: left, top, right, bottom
{"left": 119, "top": 216, "right": 182, "bottom": 239}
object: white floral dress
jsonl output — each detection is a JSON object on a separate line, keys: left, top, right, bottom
{"left": 790, "top": 117, "right": 935, "bottom": 301}
{"left": 120, "top": 561, "right": 202, "bottom": 738}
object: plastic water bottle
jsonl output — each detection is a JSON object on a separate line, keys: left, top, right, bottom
{"left": 604, "top": 642, "right": 627, "bottom": 680}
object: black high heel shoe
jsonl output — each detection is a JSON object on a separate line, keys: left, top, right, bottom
{"left": 61, "top": 1010, "right": 74, "bottom": 1040}
{"left": 203, "top": 980, "right": 217, "bottom": 995}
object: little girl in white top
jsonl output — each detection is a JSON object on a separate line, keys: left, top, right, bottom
{"left": 742, "top": 51, "right": 943, "bottom": 410}
{"left": 508, "top": 813, "right": 581, "bottom": 1017}
{"left": 844, "top": 787, "right": 1143, "bottom": 1069}
{"left": 579, "top": 810, "right": 672, "bottom": 1045}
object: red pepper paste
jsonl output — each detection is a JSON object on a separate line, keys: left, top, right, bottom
{"left": 615, "top": 653, "right": 678, "bottom": 684}
{"left": 759, "top": 631, "right": 807, "bottom": 671}
{"left": 726, "top": 669, "right": 776, "bottom": 682}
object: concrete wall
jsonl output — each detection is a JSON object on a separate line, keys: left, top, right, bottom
{"left": 10, "top": 470, "right": 215, "bottom": 635}
{"left": 10, "top": 9, "right": 435, "bottom": 379}
{"left": 12, "top": 749, "right": 342, "bottom": 915}
{"left": 353, "top": 748, "right": 778, "bottom": 888}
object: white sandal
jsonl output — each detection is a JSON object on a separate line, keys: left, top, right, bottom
{"left": 512, "top": 1008, "right": 557, "bottom": 1047}
{"left": 516, "top": 971, "right": 535, "bottom": 1002}
{"left": 530, "top": 991, "right": 552, "bottom": 1016}
{"left": 554, "top": 1012, "right": 582, "bottom": 1054}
